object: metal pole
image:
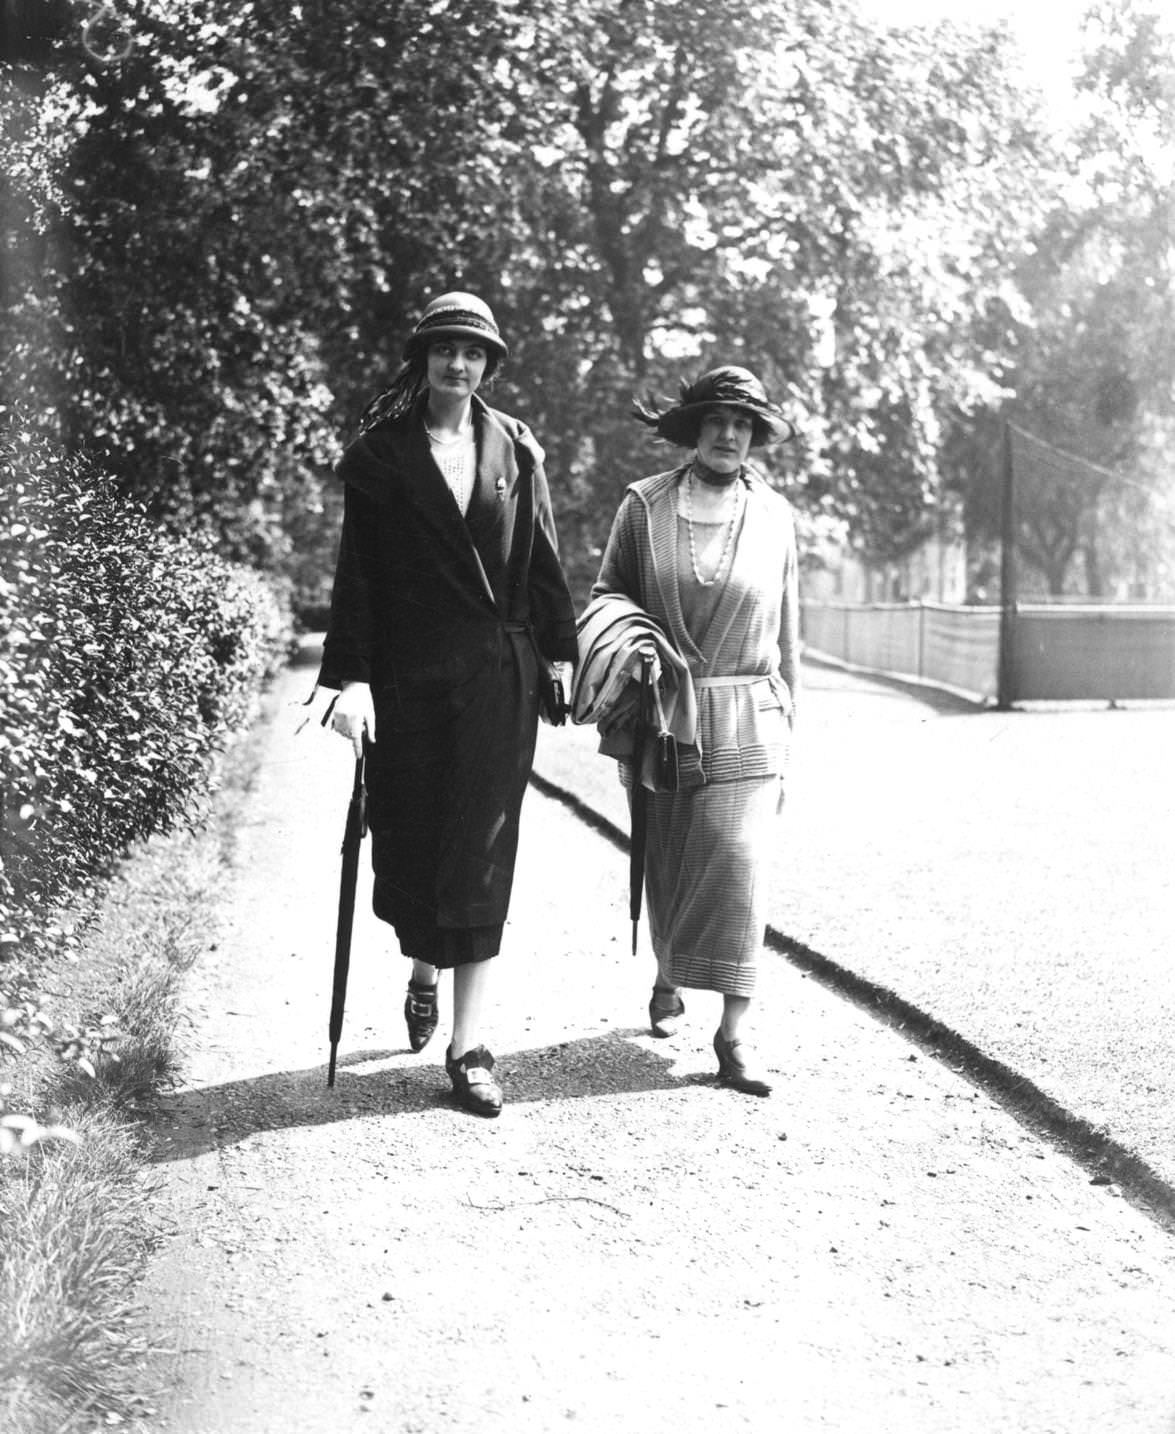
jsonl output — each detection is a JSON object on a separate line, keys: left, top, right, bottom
{"left": 996, "top": 421, "right": 1017, "bottom": 710}
{"left": 918, "top": 599, "right": 926, "bottom": 681}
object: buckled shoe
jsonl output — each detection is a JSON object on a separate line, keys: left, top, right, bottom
{"left": 404, "top": 980, "right": 439, "bottom": 1053}
{"left": 445, "top": 1044, "right": 503, "bottom": 1117}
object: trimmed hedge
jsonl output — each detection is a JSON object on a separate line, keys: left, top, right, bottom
{"left": 0, "top": 421, "right": 288, "bottom": 1002}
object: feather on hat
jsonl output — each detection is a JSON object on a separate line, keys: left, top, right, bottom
{"left": 633, "top": 365, "right": 793, "bottom": 448}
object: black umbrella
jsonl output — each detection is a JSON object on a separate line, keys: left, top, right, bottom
{"left": 628, "top": 651, "right": 680, "bottom": 955}
{"left": 628, "top": 654, "right": 652, "bottom": 956}
{"left": 327, "top": 746, "right": 368, "bottom": 1087}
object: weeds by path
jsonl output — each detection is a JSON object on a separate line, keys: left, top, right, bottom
{"left": 0, "top": 1107, "right": 156, "bottom": 1432}
{"left": 0, "top": 714, "right": 263, "bottom": 1432}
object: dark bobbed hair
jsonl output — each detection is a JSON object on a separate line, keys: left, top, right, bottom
{"left": 356, "top": 341, "right": 501, "bottom": 435}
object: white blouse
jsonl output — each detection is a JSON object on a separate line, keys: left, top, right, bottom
{"left": 428, "top": 428, "right": 477, "bottom": 515}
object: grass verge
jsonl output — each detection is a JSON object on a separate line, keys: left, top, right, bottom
{"left": 0, "top": 719, "right": 260, "bottom": 1432}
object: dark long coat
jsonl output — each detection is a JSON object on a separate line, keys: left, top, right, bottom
{"left": 318, "top": 394, "right": 577, "bottom": 966}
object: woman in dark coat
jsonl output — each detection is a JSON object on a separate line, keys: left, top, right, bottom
{"left": 319, "top": 292, "right": 578, "bottom": 1116}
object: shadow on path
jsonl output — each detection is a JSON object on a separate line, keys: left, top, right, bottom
{"left": 800, "top": 653, "right": 985, "bottom": 717}
{"left": 148, "top": 1029, "right": 702, "bottom": 1164}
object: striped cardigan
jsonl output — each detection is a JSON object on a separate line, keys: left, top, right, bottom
{"left": 591, "top": 463, "right": 799, "bottom": 784}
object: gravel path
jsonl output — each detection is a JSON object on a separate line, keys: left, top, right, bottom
{"left": 136, "top": 656, "right": 1175, "bottom": 1432}
{"left": 535, "top": 659, "right": 1175, "bottom": 1194}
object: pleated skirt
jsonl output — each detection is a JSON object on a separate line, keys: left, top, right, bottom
{"left": 643, "top": 774, "right": 779, "bottom": 997}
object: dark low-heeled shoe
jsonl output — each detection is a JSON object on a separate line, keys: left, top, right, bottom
{"left": 649, "top": 986, "right": 685, "bottom": 1038}
{"left": 445, "top": 1044, "right": 503, "bottom": 1117}
{"left": 713, "top": 1028, "right": 772, "bottom": 1097}
{"left": 404, "top": 980, "right": 439, "bottom": 1053}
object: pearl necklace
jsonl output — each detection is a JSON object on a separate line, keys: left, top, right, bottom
{"left": 424, "top": 419, "right": 471, "bottom": 445}
{"left": 684, "top": 470, "right": 741, "bottom": 587}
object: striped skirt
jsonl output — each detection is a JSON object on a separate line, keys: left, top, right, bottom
{"left": 643, "top": 774, "right": 779, "bottom": 997}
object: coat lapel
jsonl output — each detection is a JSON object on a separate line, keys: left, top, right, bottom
{"left": 640, "top": 467, "right": 776, "bottom": 670}
{"left": 341, "top": 396, "right": 525, "bottom": 617}
{"left": 642, "top": 466, "right": 705, "bottom": 664}
{"left": 693, "top": 471, "right": 756, "bottom": 660}
{"left": 374, "top": 401, "right": 457, "bottom": 521}
{"left": 464, "top": 400, "right": 514, "bottom": 549}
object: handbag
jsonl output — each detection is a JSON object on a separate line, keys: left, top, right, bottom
{"left": 538, "top": 664, "right": 567, "bottom": 726}
{"left": 638, "top": 651, "right": 679, "bottom": 792}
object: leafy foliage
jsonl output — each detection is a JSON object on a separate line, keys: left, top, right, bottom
{"left": 2, "top": 0, "right": 1066, "bottom": 602}
{"left": 468, "top": 0, "right": 1060, "bottom": 583}
{"left": 0, "top": 419, "right": 286, "bottom": 1105}
{"left": 947, "top": 0, "right": 1175, "bottom": 597}
{"left": 1, "top": 3, "right": 339, "bottom": 578}
{"left": 5, "top": 0, "right": 1172, "bottom": 603}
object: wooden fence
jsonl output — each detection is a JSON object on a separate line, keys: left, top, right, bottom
{"left": 801, "top": 600, "right": 1175, "bottom": 704}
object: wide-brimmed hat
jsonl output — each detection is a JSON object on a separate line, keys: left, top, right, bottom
{"left": 634, "top": 365, "right": 793, "bottom": 447}
{"left": 403, "top": 291, "right": 507, "bottom": 361}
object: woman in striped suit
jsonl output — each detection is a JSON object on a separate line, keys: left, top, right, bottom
{"left": 591, "top": 366, "right": 799, "bottom": 1096}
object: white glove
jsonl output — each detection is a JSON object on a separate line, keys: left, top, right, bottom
{"left": 330, "top": 681, "right": 376, "bottom": 758}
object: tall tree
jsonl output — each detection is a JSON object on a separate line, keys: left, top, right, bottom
{"left": 1, "top": 0, "right": 532, "bottom": 573}
{"left": 950, "top": 0, "right": 1175, "bottom": 597}
{"left": 3, "top": 0, "right": 1063, "bottom": 601}
{"left": 477, "top": 0, "right": 1057, "bottom": 588}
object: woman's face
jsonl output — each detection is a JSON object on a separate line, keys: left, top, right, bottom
{"left": 695, "top": 407, "right": 754, "bottom": 473}
{"left": 427, "top": 338, "right": 488, "bottom": 400}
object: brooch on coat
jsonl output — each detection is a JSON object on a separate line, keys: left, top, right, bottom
{"left": 495, "top": 476, "right": 506, "bottom": 501}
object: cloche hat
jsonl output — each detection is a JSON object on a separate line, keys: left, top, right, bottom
{"left": 633, "top": 365, "right": 793, "bottom": 447}
{"left": 403, "top": 291, "right": 507, "bottom": 361}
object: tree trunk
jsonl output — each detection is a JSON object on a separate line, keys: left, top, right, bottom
{"left": 1083, "top": 542, "right": 1105, "bottom": 598}
{"left": 1044, "top": 555, "right": 1070, "bottom": 596}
